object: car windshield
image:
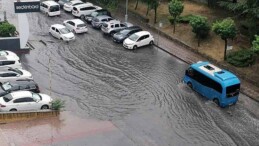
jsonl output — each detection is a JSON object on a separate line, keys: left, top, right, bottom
{"left": 1, "top": 82, "right": 12, "bottom": 91}
{"left": 119, "top": 29, "right": 130, "bottom": 35}
{"left": 78, "top": 24, "right": 86, "bottom": 27}
{"left": 128, "top": 34, "right": 139, "bottom": 41}
{"left": 91, "top": 12, "right": 98, "bottom": 17}
{"left": 32, "top": 93, "right": 42, "bottom": 101}
{"left": 226, "top": 83, "right": 240, "bottom": 98}
{"left": 0, "top": 51, "right": 7, "bottom": 56}
{"left": 3, "top": 94, "right": 12, "bottom": 102}
{"left": 60, "top": 28, "right": 70, "bottom": 34}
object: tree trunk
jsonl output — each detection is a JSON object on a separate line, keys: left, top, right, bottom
{"left": 224, "top": 39, "right": 228, "bottom": 61}
{"left": 198, "top": 35, "right": 200, "bottom": 47}
{"left": 232, "top": 0, "right": 237, "bottom": 3}
{"left": 135, "top": 0, "right": 139, "bottom": 10}
{"left": 146, "top": 4, "right": 150, "bottom": 16}
{"left": 173, "top": 16, "right": 176, "bottom": 33}
{"left": 154, "top": 7, "right": 157, "bottom": 24}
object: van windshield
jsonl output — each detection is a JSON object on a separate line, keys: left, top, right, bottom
{"left": 128, "top": 34, "right": 139, "bottom": 41}
{"left": 78, "top": 24, "right": 86, "bottom": 28}
{"left": 49, "top": 5, "right": 60, "bottom": 12}
{"left": 226, "top": 83, "right": 240, "bottom": 98}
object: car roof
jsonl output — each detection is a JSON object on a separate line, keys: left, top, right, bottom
{"left": 105, "top": 20, "right": 120, "bottom": 24}
{"left": 134, "top": 31, "right": 151, "bottom": 36}
{"left": 74, "top": 3, "right": 93, "bottom": 8}
{"left": 70, "top": 0, "right": 83, "bottom": 4}
{"left": 51, "top": 24, "right": 66, "bottom": 29}
{"left": 9, "top": 91, "right": 32, "bottom": 99}
{"left": 66, "top": 19, "right": 84, "bottom": 24}
{"left": 7, "top": 79, "right": 36, "bottom": 85}
{"left": 42, "top": 1, "right": 59, "bottom": 6}
{"left": 96, "top": 15, "right": 111, "bottom": 19}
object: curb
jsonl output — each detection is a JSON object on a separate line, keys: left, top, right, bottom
{"left": 123, "top": 6, "right": 259, "bottom": 102}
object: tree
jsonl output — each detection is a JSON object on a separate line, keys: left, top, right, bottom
{"left": 189, "top": 15, "right": 211, "bottom": 47}
{"left": 252, "top": 35, "right": 259, "bottom": 53}
{"left": 149, "top": 0, "right": 160, "bottom": 23}
{"left": 218, "top": 0, "right": 259, "bottom": 41}
{"left": 212, "top": 18, "right": 237, "bottom": 60}
{"left": 168, "top": 0, "right": 184, "bottom": 33}
{"left": 0, "top": 22, "right": 16, "bottom": 37}
{"left": 135, "top": 0, "right": 139, "bottom": 9}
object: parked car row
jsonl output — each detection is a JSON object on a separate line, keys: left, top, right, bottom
{"left": 43, "top": 0, "right": 154, "bottom": 49}
{"left": 0, "top": 50, "right": 53, "bottom": 112}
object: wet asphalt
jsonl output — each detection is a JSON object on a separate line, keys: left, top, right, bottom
{"left": 1, "top": 1, "right": 259, "bottom": 145}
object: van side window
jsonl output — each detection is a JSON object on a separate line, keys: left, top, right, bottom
{"left": 52, "top": 27, "right": 55, "bottom": 31}
{"left": 120, "top": 24, "right": 125, "bottom": 27}
{"left": 2, "top": 61, "right": 15, "bottom": 65}
{"left": 115, "top": 24, "right": 119, "bottom": 27}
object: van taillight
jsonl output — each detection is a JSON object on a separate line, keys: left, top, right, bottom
{"left": 0, "top": 104, "right": 6, "bottom": 107}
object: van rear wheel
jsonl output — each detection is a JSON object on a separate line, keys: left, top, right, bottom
{"left": 213, "top": 98, "right": 219, "bottom": 106}
{"left": 187, "top": 82, "right": 193, "bottom": 89}
{"left": 80, "top": 15, "right": 85, "bottom": 19}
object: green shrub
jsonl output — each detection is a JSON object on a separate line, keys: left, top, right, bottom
{"left": 0, "top": 22, "right": 16, "bottom": 37}
{"left": 51, "top": 99, "right": 65, "bottom": 110}
{"left": 168, "top": 14, "right": 195, "bottom": 25}
{"left": 227, "top": 49, "right": 256, "bottom": 67}
{"left": 252, "top": 35, "right": 259, "bottom": 53}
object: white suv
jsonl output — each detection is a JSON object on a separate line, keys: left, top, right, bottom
{"left": 101, "top": 20, "right": 132, "bottom": 35}
{"left": 72, "top": 3, "right": 101, "bottom": 19}
{"left": 63, "top": 19, "right": 88, "bottom": 34}
{"left": 0, "top": 51, "right": 21, "bottom": 70}
{"left": 123, "top": 31, "right": 154, "bottom": 50}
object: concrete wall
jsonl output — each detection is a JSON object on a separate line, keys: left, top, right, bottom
{"left": 0, "top": 37, "right": 20, "bottom": 51}
{"left": 0, "top": 110, "right": 60, "bottom": 123}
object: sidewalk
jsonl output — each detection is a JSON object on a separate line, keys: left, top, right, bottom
{"left": 114, "top": 4, "right": 259, "bottom": 102}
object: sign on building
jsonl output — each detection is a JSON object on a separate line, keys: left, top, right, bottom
{"left": 14, "top": 0, "right": 40, "bottom": 13}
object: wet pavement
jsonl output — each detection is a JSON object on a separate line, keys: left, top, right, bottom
{"left": 1, "top": 1, "right": 259, "bottom": 146}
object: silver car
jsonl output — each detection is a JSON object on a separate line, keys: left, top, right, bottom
{"left": 91, "top": 15, "right": 114, "bottom": 29}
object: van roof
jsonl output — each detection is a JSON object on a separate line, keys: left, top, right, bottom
{"left": 42, "top": 1, "right": 59, "bottom": 6}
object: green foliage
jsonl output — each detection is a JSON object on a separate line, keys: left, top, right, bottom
{"left": 212, "top": 18, "right": 237, "bottom": 40}
{"left": 168, "top": 0, "right": 184, "bottom": 18}
{"left": 252, "top": 35, "right": 259, "bottom": 53}
{"left": 227, "top": 49, "right": 256, "bottom": 67}
{"left": 168, "top": 14, "right": 196, "bottom": 24}
{"left": 168, "top": 0, "right": 184, "bottom": 32}
{"left": 190, "top": 15, "right": 211, "bottom": 39}
{"left": 0, "top": 22, "right": 16, "bottom": 37}
{"left": 51, "top": 99, "right": 65, "bottom": 111}
{"left": 88, "top": 0, "right": 118, "bottom": 10}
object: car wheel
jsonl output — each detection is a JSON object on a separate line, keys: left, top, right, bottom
{"left": 187, "top": 82, "right": 193, "bottom": 89}
{"left": 149, "top": 40, "right": 154, "bottom": 45}
{"left": 41, "top": 105, "right": 49, "bottom": 110}
{"left": 213, "top": 98, "right": 219, "bottom": 106}
{"left": 10, "top": 109, "right": 17, "bottom": 111}
{"left": 133, "top": 45, "right": 137, "bottom": 50}
{"left": 73, "top": 29, "right": 76, "bottom": 34}
{"left": 110, "top": 31, "right": 115, "bottom": 36}
{"left": 80, "top": 15, "right": 85, "bottom": 19}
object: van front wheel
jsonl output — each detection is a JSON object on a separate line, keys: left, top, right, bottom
{"left": 187, "top": 82, "right": 193, "bottom": 89}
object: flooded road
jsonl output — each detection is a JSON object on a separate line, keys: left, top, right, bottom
{"left": 1, "top": 1, "right": 259, "bottom": 145}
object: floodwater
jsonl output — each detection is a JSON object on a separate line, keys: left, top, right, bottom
{"left": 1, "top": 1, "right": 259, "bottom": 146}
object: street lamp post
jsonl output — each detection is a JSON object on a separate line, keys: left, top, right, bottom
{"left": 125, "top": 0, "right": 128, "bottom": 22}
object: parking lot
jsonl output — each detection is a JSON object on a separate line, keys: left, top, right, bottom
{"left": 1, "top": 0, "right": 259, "bottom": 145}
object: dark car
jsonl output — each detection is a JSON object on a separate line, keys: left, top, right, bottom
{"left": 0, "top": 79, "right": 40, "bottom": 97}
{"left": 113, "top": 26, "right": 142, "bottom": 43}
{"left": 85, "top": 9, "right": 111, "bottom": 24}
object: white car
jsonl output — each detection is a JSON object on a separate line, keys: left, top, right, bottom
{"left": 101, "top": 20, "right": 132, "bottom": 35}
{"left": 49, "top": 24, "right": 75, "bottom": 41}
{"left": 0, "top": 50, "right": 22, "bottom": 70}
{"left": 0, "top": 91, "right": 53, "bottom": 112}
{"left": 40, "top": 1, "right": 60, "bottom": 17}
{"left": 63, "top": 19, "right": 88, "bottom": 34}
{"left": 63, "top": 0, "right": 84, "bottom": 12}
{"left": 0, "top": 50, "right": 18, "bottom": 58}
{"left": 0, "top": 68, "right": 33, "bottom": 83}
{"left": 72, "top": 3, "right": 101, "bottom": 19}
{"left": 123, "top": 31, "right": 154, "bottom": 50}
